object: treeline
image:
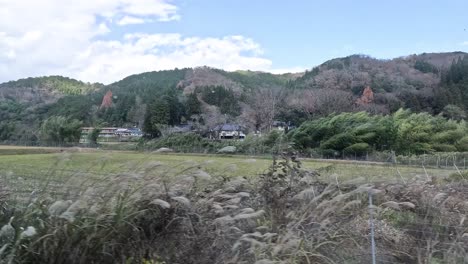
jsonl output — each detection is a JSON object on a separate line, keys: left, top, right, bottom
{"left": 4, "top": 53, "right": 468, "bottom": 146}
{"left": 141, "top": 109, "right": 468, "bottom": 156}
{"left": 142, "top": 130, "right": 287, "bottom": 155}
{"left": 435, "top": 56, "right": 468, "bottom": 114}
{"left": 291, "top": 109, "right": 468, "bottom": 155}
{"left": 0, "top": 76, "right": 100, "bottom": 95}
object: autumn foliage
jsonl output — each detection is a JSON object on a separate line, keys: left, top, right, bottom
{"left": 100, "top": 90, "right": 113, "bottom": 109}
{"left": 356, "top": 86, "right": 374, "bottom": 105}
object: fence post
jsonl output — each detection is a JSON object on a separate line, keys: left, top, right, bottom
{"left": 368, "top": 190, "right": 377, "bottom": 264}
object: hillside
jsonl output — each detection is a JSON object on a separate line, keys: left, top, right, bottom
{"left": 1, "top": 51, "right": 468, "bottom": 143}
{"left": 288, "top": 52, "right": 467, "bottom": 113}
{"left": 291, "top": 52, "right": 466, "bottom": 90}
{"left": 0, "top": 76, "right": 101, "bottom": 104}
{"left": 108, "top": 67, "right": 292, "bottom": 94}
{"left": 0, "top": 76, "right": 102, "bottom": 141}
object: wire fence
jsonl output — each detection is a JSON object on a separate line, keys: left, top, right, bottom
{"left": 364, "top": 190, "right": 468, "bottom": 263}
{"left": 308, "top": 151, "right": 468, "bottom": 170}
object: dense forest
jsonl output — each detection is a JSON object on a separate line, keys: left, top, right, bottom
{"left": 1, "top": 52, "right": 468, "bottom": 154}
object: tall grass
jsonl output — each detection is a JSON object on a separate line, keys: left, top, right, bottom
{"left": 1, "top": 152, "right": 467, "bottom": 263}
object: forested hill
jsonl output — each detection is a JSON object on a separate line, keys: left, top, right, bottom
{"left": 0, "top": 76, "right": 101, "bottom": 98}
{"left": 1, "top": 51, "right": 468, "bottom": 142}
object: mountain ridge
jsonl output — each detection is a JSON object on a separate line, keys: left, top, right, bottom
{"left": 1, "top": 51, "right": 466, "bottom": 93}
{"left": 1, "top": 51, "right": 468, "bottom": 142}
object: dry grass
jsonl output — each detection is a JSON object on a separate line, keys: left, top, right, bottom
{"left": 0, "top": 150, "right": 467, "bottom": 263}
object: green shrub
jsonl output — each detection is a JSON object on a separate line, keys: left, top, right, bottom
{"left": 456, "top": 136, "right": 468, "bottom": 151}
{"left": 141, "top": 131, "right": 291, "bottom": 155}
{"left": 263, "top": 130, "right": 282, "bottom": 147}
{"left": 432, "top": 143, "right": 457, "bottom": 152}
{"left": 293, "top": 110, "right": 468, "bottom": 155}
{"left": 144, "top": 133, "right": 209, "bottom": 152}
{"left": 432, "top": 130, "right": 465, "bottom": 144}
{"left": 382, "top": 210, "right": 418, "bottom": 228}
{"left": 320, "top": 133, "right": 356, "bottom": 151}
{"left": 344, "top": 142, "right": 370, "bottom": 154}
{"left": 409, "top": 142, "right": 433, "bottom": 154}
{"left": 319, "top": 148, "right": 340, "bottom": 158}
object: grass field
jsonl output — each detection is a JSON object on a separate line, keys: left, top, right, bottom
{"left": 1, "top": 146, "right": 466, "bottom": 263}
{"left": 0, "top": 147, "right": 456, "bottom": 202}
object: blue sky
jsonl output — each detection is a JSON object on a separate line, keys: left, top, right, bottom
{"left": 167, "top": 0, "right": 468, "bottom": 66}
{"left": 1, "top": 0, "right": 467, "bottom": 83}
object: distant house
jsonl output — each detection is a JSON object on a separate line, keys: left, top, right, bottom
{"left": 129, "top": 128, "right": 143, "bottom": 136}
{"left": 271, "top": 121, "right": 295, "bottom": 133}
{"left": 272, "top": 121, "right": 287, "bottom": 131}
{"left": 115, "top": 128, "right": 143, "bottom": 137}
{"left": 80, "top": 127, "right": 111, "bottom": 144}
{"left": 100, "top": 127, "right": 118, "bottom": 138}
{"left": 79, "top": 127, "right": 142, "bottom": 144}
{"left": 210, "top": 124, "right": 246, "bottom": 140}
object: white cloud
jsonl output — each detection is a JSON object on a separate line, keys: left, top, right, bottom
{"left": 119, "top": 0, "right": 180, "bottom": 21}
{"left": 117, "top": 16, "right": 147, "bottom": 25}
{"left": 269, "top": 67, "right": 307, "bottom": 74}
{"left": 460, "top": 41, "right": 468, "bottom": 46}
{"left": 0, "top": 0, "right": 297, "bottom": 84}
{"left": 71, "top": 34, "right": 273, "bottom": 83}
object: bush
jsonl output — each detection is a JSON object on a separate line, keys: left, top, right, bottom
{"left": 292, "top": 110, "right": 468, "bottom": 155}
{"left": 456, "top": 136, "right": 468, "bottom": 151}
{"left": 344, "top": 142, "right": 370, "bottom": 154}
{"left": 39, "top": 116, "right": 83, "bottom": 143}
{"left": 263, "top": 130, "right": 282, "bottom": 147}
{"left": 234, "top": 135, "right": 273, "bottom": 155}
{"left": 142, "top": 131, "right": 291, "bottom": 155}
{"left": 432, "top": 143, "right": 458, "bottom": 152}
{"left": 144, "top": 133, "right": 210, "bottom": 152}
{"left": 320, "top": 133, "right": 356, "bottom": 151}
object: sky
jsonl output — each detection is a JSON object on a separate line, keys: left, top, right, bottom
{"left": 0, "top": 0, "right": 468, "bottom": 84}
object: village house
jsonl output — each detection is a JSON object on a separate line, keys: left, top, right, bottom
{"left": 271, "top": 121, "right": 295, "bottom": 133}
{"left": 79, "top": 127, "right": 142, "bottom": 144}
{"left": 210, "top": 124, "right": 246, "bottom": 140}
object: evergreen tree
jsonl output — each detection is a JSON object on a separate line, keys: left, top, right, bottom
{"left": 163, "top": 89, "right": 184, "bottom": 125}
{"left": 142, "top": 98, "right": 170, "bottom": 138}
{"left": 200, "top": 86, "right": 241, "bottom": 116}
{"left": 186, "top": 93, "right": 202, "bottom": 116}
{"left": 40, "top": 116, "right": 83, "bottom": 143}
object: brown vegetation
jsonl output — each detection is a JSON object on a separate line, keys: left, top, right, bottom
{"left": 1, "top": 153, "right": 467, "bottom": 263}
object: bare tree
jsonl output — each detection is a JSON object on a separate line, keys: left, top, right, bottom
{"left": 292, "top": 89, "right": 355, "bottom": 117}
{"left": 245, "top": 88, "right": 285, "bottom": 132}
{"left": 200, "top": 105, "right": 227, "bottom": 129}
